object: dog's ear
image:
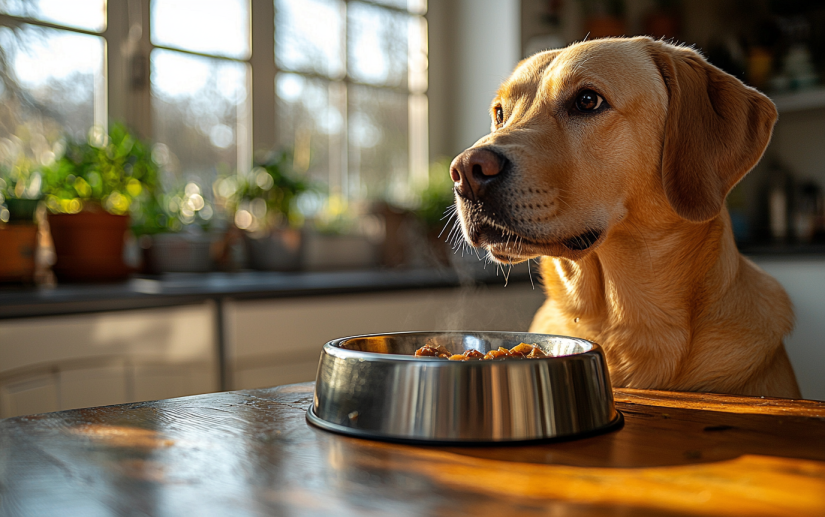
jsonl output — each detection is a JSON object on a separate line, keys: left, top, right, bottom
{"left": 648, "top": 41, "right": 777, "bottom": 222}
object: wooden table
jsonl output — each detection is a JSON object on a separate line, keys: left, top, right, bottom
{"left": 1, "top": 383, "right": 824, "bottom": 516}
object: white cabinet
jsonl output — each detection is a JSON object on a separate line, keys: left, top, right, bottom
{"left": 226, "top": 283, "right": 547, "bottom": 390}
{"left": 0, "top": 285, "right": 548, "bottom": 416}
{"left": 59, "top": 364, "right": 130, "bottom": 410}
{"left": 0, "top": 374, "right": 60, "bottom": 417}
{"left": 226, "top": 266, "right": 825, "bottom": 398}
{"left": 225, "top": 271, "right": 825, "bottom": 399}
{"left": 0, "top": 303, "right": 218, "bottom": 418}
{"left": 1, "top": 264, "right": 820, "bottom": 418}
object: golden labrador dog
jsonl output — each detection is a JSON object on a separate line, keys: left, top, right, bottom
{"left": 449, "top": 37, "right": 801, "bottom": 398}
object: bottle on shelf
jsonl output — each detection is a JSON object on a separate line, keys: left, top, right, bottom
{"left": 766, "top": 162, "right": 793, "bottom": 243}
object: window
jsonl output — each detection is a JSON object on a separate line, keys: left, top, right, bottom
{"left": 0, "top": 0, "right": 428, "bottom": 215}
{"left": 275, "top": 0, "right": 428, "bottom": 202}
{"left": 149, "top": 0, "right": 252, "bottom": 224}
{"left": 0, "top": 0, "right": 106, "bottom": 174}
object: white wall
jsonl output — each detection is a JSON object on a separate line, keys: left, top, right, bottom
{"left": 428, "top": 0, "right": 521, "bottom": 158}
{"left": 454, "top": 0, "right": 521, "bottom": 150}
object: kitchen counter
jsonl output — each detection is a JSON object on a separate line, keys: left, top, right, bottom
{"left": 2, "top": 382, "right": 824, "bottom": 516}
{"left": 0, "top": 267, "right": 532, "bottom": 320}
{"left": 3, "top": 250, "right": 823, "bottom": 321}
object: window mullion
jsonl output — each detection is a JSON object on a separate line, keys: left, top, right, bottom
{"left": 339, "top": 0, "right": 349, "bottom": 198}
{"left": 250, "top": 0, "right": 276, "bottom": 156}
{"left": 107, "top": 0, "right": 152, "bottom": 140}
{"left": 105, "top": 0, "right": 126, "bottom": 132}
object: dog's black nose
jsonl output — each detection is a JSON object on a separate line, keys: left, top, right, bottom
{"left": 450, "top": 148, "right": 509, "bottom": 201}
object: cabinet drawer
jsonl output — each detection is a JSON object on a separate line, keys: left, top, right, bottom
{"left": 0, "top": 303, "right": 219, "bottom": 418}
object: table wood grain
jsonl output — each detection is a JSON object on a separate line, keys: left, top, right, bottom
{"left": 1, "top": 383, "right": 824, "bottom": 516}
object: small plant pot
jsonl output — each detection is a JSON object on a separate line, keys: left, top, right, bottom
{"left": 143, "top": 232, "right": 214, "bottom": 273}
{"left": 303, "top": 232, "right": 378, "bottom": 271}
{"left": 48, "top": 211, "right": 131, "bottom": 282}
{"left": 244, "top": 229, "right": 303, "bottom": 271}
{"left": 5, "top": 198, "right": 41, "bottom": 224}
{"left": 0, "top": 224, "right": 38, "bottom": 283}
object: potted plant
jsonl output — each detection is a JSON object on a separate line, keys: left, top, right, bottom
{"left": 132, "top": 178, "right": 219, "bottom": 274}
{"left": 0, "top": 156, "right": 42, "bottom": 283}
{"left": 414, "top": 158, "right": 493, "bottom": 278}
{"left": 223, "top": 151, "right": 312, "bottom": 271}
{"left": 1, "top": 156, "right": 42, "bottom": 223}
{"left": 40, "top": 123, "right": 158, "bottom": 282}
{"left": 302, "top": 194, "right": 381, "bottom": 271}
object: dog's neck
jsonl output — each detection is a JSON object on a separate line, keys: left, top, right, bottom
{"left": 536, "top": 208, "right": 747, "bottom": 389}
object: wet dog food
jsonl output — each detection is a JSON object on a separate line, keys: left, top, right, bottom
{"left": 414, "top": 343, "right": 547, "bottom": 360}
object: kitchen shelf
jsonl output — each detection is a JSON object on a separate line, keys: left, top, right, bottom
{"left": 771, "top": 88, "right": 825, "bottom": 114}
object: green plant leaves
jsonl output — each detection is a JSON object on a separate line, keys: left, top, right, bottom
{"left": 40, "top": 123, "right": 159, "bottom": 216}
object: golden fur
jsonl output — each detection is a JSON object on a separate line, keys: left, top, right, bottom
{"left": 450, "top": 37, "right": 801, "bottom": 398}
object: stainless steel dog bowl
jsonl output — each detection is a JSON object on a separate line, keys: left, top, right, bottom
{"left": 307, "top": 331, "right": 621, "bottom": 444}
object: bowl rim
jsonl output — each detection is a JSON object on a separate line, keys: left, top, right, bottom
{"left": 324, "top": 330, "right": 601, "bottom": 363}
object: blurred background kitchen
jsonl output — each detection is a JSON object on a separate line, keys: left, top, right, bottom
{"left": 0, "top": 0, "right": 823, "bottom": 417}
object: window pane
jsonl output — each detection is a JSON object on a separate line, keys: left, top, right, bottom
{"left": 276, "top": 73, "right": 343, "bottom": 192}
{"left": 369, "top": 0, "right": 426, "bottom": 14}
{"left": 151, "top": 49, "right": 249, "bottom": 190}
{"left": 0, "top": 0, "right": 106, "bottom": 32}
{"left": 0, "top": 25, "right": 103, "bottom": 164}
{"left": 408, "top": 15, "right": 427, "bottom": 93}
{"left": 347, "top": 2, "right": 409, "bottom": 88}
{"left": 348, "top": 84, "right": 408, "bottom": 201}
{"left": 152, "top": 0, "right": 250, "bottom": 59}
{"left": 275, "top": 0, "right": 345, "bottom": 78}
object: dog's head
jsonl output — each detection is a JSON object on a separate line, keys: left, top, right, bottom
{"left": 450, "top": 37, "right": 777, "bottom": 263}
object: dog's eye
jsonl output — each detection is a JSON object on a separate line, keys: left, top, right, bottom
{"left": 575, "top": 90, "right": 604, "bottom": 112}
{"left": 494, "top": 105, "right": 504, "bottom": 126}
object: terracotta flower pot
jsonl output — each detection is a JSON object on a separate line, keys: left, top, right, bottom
{"left": 48, "top": 211, "right": 131, "bottom": 282}
{"left": 0, "top": 224, "right": 38, "bottom": 283}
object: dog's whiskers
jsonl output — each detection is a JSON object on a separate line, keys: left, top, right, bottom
{"left": 527, "top": 257, "right": 538, "bottom": 290}
{"left": 502, "top": 260, "right": 512, "bottom": 287}
{"left": 446, "top": 218, "right": 462, "bottom": 248}
{"left": 437, "top": 205, "right": 458, "bottom": 238}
